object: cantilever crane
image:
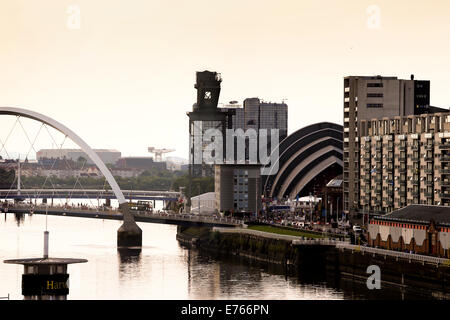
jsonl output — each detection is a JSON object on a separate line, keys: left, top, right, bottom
{"left": 148, "top": 147, "right": 175, "bottom": 162}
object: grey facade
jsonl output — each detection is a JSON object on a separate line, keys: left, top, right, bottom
{"left": 215, "top": 163, "right": 262, "bottom": 215}
{"left": 220, "top": 98, "right": 288, "bottom": 163}
{"left": 242, "top": 98, "right": 288, "bottom": 141}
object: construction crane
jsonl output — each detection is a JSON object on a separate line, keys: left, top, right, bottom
{"left": 148, "top": 147, "right": 175, "bottom": 162}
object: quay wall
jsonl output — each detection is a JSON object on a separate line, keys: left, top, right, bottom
{"left": 177, "top": 226, "right": 450, "bottom": 295}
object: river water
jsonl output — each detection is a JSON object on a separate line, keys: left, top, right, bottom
{"left": 0, "top": 212, "right": 434, "bottom": 300}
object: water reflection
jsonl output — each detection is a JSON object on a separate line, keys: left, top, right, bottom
{"left": 117, "top": 248, "right": 142, "bottom": 285}
{"left": 182, "top": 248, "right": 343, "bottom": 300}
{"left": 181, "top": 245, "right": 439, "bottom": 300}
{"left": 14, "top": 212, "right": 25, "bottom": 226}
{"left": 118, "top": 248, "right": 142, "bottom": 264}
{"left": 0, "top": 213, "right": 446, "bottom": 300}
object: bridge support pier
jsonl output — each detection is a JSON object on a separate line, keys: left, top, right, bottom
{"left": 117, "top": 203, "right": 142, "bottom": 248}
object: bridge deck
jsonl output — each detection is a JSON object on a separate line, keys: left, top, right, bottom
{"left": 0, "top": 189, "right": 180, "bottom": 201}
{"left": 4, "top": 206, "right": 242, "bottom": 227}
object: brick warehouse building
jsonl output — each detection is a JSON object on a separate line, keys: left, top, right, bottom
{"left": 368, "top": 205, "right": 450, "bottom": 257}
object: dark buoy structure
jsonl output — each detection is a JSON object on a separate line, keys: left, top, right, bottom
{"left": 117, "top": 202, "right": 142, "bottom": 248}
{"left": 3, "top": 212, "right": 87, "bottom": 300}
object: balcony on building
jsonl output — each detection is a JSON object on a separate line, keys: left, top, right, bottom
{"left": 425, "top": 167, "right": 434, "bottom": 174}
{"left": 439, "top": 192, "right": 450, "bottom": 199}
{"left": 440, "top": 166, "right": 450, "bottom": 174}
{"left": 440, "top": 153, "right": 450, "bottom": 162}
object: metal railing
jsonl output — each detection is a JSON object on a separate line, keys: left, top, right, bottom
{"left": 212, "top": 228, "right": 450, "bottom": 265}
{"left": 4, "top": 205, "right": 243, "bottom": 226}
{"left": 292, "top": 239, "right": 340, "bottom": 246}
{"left": 335, "top": 242, "right": 450, "bottom": 266}
{"left": 138, "top": 212, "right": 243, "bottom": 226}
{"left": 212, "top": 227, "right": 338, "bottom": 243}
{"left": 213, "top": 227, "right": 304, "bottom": 241}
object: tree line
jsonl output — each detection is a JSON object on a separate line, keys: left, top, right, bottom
{"left": 13, "top": 168, "right": 213, "bottom": 197}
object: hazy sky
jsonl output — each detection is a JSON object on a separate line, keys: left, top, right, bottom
{"left": 1, "top": 0, "right": 450, "bottom": 159}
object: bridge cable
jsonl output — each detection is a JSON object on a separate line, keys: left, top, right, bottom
{"left": 0, "top": 117, "right": 35, "bottom": 202}
{"left": 33, "top": 133, "right": 68, "bottom": 204}
{"left": 0, "top": 116, "right": 20, "bottom": 159}
{"left": 67, "top": 157, "right": 97, "bottom": 209}
{"left": 42, "top": 124, "right": 97, "bottom": 209}
{"left": 17, "top": 118, "right": 63, "bottom": 205}
{"left": 2, "top": 173, "right": 18, "bottom": 202}
{"left": 16, "top": 119, "right": 47, "bottom": 202}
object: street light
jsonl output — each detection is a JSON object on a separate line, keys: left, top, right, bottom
{"left": 309, "top": 193, "right": 313, "bottom": 224}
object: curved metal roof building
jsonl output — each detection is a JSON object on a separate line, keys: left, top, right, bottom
{"left": 263, "top": 122, "right": 343, "bottom": 200}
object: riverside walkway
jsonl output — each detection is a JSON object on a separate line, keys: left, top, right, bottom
{"left": 212, "top": 227, "right": 450, "bottom": 266}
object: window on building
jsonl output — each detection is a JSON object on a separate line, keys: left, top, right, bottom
{"left": 367, "top": 83, "right": 383, "bottom": 88}
{"left": 367, "top": 93, "right": 384, "bottom": 98}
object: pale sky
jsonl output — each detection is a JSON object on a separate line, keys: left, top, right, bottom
{"left": 1, "top": 0, "right": 450, "bottom": 159}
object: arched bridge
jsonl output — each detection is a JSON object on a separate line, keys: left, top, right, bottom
{"left": 0, "top": 106, "right": 142, "bottom": 247}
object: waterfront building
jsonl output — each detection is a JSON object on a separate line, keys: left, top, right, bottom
{"left": 215, "top": 163, "right": 262, "bottom": 215}
{"left": 359, "top": 112, "right": 450, "bottom": 214}
{"left": 368, "top": 205, "right": 450, "bottom": 257}
{"left": 343, "top": 75, "right": 448, "bottom": 217}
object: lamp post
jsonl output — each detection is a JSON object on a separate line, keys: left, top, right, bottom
{"left": 198, "top": 185, "right": 201, "bottom": 215}
{"left": 336, "top": 196, "right": 339, "bottom": 224}
{"left": 309, "top": 193, "right": 313, "bottom": 224}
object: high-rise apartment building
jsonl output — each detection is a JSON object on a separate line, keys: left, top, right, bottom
{"left": 359, "top": 112, "right": 450, "bottom": 213}
{"left": 343, "top": 75, "right": 446, "bottom": 217}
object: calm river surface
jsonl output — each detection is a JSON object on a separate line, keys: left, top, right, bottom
{"left": 0, "top": 212, "right": 432, "bottom": 300}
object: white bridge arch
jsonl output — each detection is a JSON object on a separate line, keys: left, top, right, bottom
{"left": 0, "top": 106, "right": 126, "bottom": 204}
